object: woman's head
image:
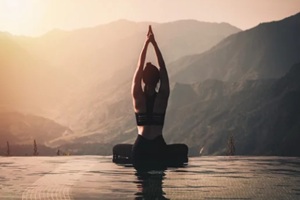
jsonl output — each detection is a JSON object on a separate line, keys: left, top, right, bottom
{"left": 143, "top": 62, "right": 160, "bottom": 87}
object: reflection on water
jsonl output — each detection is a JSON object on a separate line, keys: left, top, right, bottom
{"left": 0, "top": 156, "right": 300, "bottom": 199}
{"left": 134, "top": 170, "right": 168, "bottom": 200}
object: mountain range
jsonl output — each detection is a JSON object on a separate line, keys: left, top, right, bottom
{"left": 171, "top": 12, "right": 300, "bottom": 83}
{"left": 165, "top": 63, "right": 300, "bottom": 156}
{"left": 1, "top": 13, "right": 300, "bottom": 156}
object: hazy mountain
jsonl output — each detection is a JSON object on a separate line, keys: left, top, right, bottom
{"left": 1, "top": 20, "right": 240, "bottom": 149}
{"left": 164, "top": 63, "right": 300, "bottom": 156}
{"left": 2, "top": 15, "right": 299, "bottom": 156}
{"left": 55, "top": 13, "right": 300, "bottom": 155}
{"left": 16, "top": 19, "right": 240, "bottom": 86}
{"left": 68, "top": 13, "right": 300, "bottom": 154}
{"left": 50, "top": 63, "right": 300, "bottom": 156}
{"left": 171, "top": 12, "right": 300, "bottom": 83}
{"left": 0, "top": 112, "right": 72, "bottom": 146}
{"left": 0, "top": 33, "right": 77, "bottom": 119}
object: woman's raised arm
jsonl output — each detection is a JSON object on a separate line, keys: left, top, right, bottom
{"left": 149, "top": 26, "right": 170, "bottom": 97}
{"left": 131, "top": 27, "right": 151, "bottom": 98}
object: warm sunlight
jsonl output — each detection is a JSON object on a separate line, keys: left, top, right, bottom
{"left": 1, "top": 0, "right": 36, "bottom": 35}
{"left": 0, "top": 0, "right": 299, "bottom": 36}
{"left": 4, "top": 0, "right": 26, "bottom": 17}
{"left": 1, "top": 1, "right": 300, "bottom": 199}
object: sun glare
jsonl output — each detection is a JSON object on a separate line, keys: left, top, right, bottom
{"left": 5, "top": 0, "right": 25, "bottom": 13}
{"left": 2, "top": 0, "right": 36, "bottom": 35}
{"left": 6, "top": 0, "right": 21, "bottom": 7}
{"left": 0, "top": 0, "right": 299, "bottom": 36}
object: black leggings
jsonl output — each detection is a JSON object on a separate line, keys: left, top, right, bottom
{"left": 132, "top": 135, "right": 188, "bottom": 168}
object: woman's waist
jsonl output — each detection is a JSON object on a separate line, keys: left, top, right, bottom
{"left": 137, "top": 126, "right": 163, "bottom": 140}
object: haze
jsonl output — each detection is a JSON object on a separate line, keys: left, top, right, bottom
{"left": 0, "top": 0, "right": 299, "bottom": 36}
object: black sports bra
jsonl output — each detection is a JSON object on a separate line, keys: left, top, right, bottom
{"left": 135, "top": 92, "right": 165, "bottom": 126}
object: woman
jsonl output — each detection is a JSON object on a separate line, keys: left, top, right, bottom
{"left": 131, "top": 26, "right": 188, "bottom": 168}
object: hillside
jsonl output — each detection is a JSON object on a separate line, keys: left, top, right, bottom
{"left": 15, "top": 19, "right": 240, "bottom": 87}
{"left": 56, "top": 13, "right": 300, "bottom": 155}
{"left": 2, "top": 14, "right": 300, "bottom": 156}
{"left": 0, "top": 112, "right": 72, "bottom": 146}
{"left": 171, "top": 12, "right": 300, "bottom": 83}
{"left": 48, "top": 63, "right": 300, "bottom": 156}
{"left": 1, "top": 20, "right": 240, "bottom": 148}
{"left": 168, "top": 63, "right": 300, "bottom": 156}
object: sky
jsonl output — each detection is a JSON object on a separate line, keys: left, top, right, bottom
{"left": 0, "top": 0, "right": 299, "bottom": 36}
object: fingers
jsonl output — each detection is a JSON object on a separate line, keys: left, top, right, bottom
{"left": 147, "top": 25, "right": 153, "bottom": 36}
{"left": 147, "top": 25, "right": 151, "bottom": 36}
{"left": 149, "top": 25, "right": 153, "bottom": 34}
{"left": 146, "top": 25, "right": 155, "bottom": 43}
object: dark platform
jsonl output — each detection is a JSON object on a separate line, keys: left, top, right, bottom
{"left": 112, "top": 143, "right": 188, "bottom": 169}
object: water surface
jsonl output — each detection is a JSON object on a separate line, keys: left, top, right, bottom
{"left": 0, "top": 156, "right": 300, "bottom": 199}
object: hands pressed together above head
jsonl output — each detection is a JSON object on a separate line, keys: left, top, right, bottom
{"left": 146, "top": 25, "right": 156, "bottom": 44}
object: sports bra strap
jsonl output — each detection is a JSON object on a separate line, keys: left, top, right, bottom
{"left": 135, "top": 112, "right": 165, "bottom": 126}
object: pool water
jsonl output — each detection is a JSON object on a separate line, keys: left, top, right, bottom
{"left": 1, "top": 156, "right": 300, "bottom": 199}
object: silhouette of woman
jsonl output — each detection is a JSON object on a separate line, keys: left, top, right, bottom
{"left": 131, "top": 26, "right": 188, "bottom": 168}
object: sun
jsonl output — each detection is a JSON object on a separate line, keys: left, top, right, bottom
{"left": 1, "top": 0, "right": 36, "bottom": 35}
{"left": 5, "top": 0, "right": 24, "bottom": 8}
{"left": 3, "top": 0, "right": 25, "bottom": 23}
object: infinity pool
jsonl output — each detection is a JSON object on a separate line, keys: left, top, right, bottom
{"left": 1, "top": 156, "right": 300, "bottom": 199}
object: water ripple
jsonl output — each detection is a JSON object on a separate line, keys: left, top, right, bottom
{"left": 0, "top": 156, "right": 300, "bottom": 199}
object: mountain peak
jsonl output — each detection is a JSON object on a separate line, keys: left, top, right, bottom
{"left": 255, "top": 11, "right": 300, "bottom": 30}
{"left": 283, "top": 11, "right": 300, "bottom": 21}
{"left": 172, "top": 12, "right": 300, "bottom": 83}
